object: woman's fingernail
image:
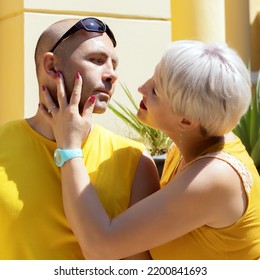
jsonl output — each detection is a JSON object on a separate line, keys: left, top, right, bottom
{"left": 42, "top": 85, "right": 46, "bottom": 91}
{"left": 57, "top": 71, "right": 61, "bottom": 78}
{"left": 88, "top": 95, "right": 96, "bottom": 104}
{"left": 76, "top": 72, "right": 81, "bottom": 79}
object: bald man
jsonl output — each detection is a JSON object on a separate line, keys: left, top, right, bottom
{"left": 0, "top": 18, "right": 159, "bottom": 260}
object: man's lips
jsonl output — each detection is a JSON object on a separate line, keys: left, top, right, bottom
{"left": 139, "top": 100, "right": 147, "bottom": 110}
{"left": 95, "top": 88, "right": 112, "bottom": 96}
{"left": 94, "top": 89, "right": 112, "bottom": 100}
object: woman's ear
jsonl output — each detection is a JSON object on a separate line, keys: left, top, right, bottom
{"left": 179, "top": 118, "right": 199, "bottom": 132}
{"left": 42, "top": 52, "right": 57, "bottom": 79}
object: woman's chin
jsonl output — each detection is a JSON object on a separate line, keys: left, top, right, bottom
{"left": 137, "top": 111, "right": 150, "bottom": 126}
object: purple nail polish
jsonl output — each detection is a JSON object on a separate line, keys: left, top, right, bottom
{"left": 88, "top": 95, "right": 96, "bottom": 104}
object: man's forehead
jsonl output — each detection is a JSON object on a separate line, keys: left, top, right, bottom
{"left": 70, "top": 30, "right": 116, "bottom": 50}
{"left": 42, "top": 19, "right": 79, "bottom": 50}
{"left": 61, "top": 31, "right": 118, "bottom": 63}
{"left": 88, "top": 34, "right": 118, "bottom": 62}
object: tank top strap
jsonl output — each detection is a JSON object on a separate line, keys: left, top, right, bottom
{"left": 188, "top": 151, "right": 253, "bottom": 194}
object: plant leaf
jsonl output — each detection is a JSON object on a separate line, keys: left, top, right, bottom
{"left": 109, "top": 84, "right": 172, "bottom": 155}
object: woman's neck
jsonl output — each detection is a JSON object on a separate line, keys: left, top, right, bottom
{"left": 179, "top": 133, "right": 226, "bottom": 166}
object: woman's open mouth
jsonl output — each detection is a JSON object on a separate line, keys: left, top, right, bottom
{"left": 139, "top": 100, "right": 147, "bottom": 110}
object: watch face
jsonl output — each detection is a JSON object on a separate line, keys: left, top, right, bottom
{"left": 54, "top": 148, "right": 83, "bottom": 167}
{"left": 54, "top": 150, "right": 62, "bottom": 166}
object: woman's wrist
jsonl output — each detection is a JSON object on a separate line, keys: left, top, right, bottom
{"left": 56, "top": 124, "right": 93, "bottom": 150}
{"left": 56, "top": 139, "right": 82, "bottom": 150}
{"left": 57, "top": 144, "right": 82, "bottom": 149}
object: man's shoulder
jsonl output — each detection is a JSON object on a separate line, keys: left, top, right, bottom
{"left": 0, "top": 120, "right": 27, "bottom": 151}
{"left": 0, "top": 119, "right": 25, "bottom": 134}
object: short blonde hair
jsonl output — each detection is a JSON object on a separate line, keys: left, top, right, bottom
{"left": 155, "top": 40, "right": 251, "bottom": 136}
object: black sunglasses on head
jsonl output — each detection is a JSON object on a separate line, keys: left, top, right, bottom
{"left": 50, "top": 17, "right": 117, "bottom": 52}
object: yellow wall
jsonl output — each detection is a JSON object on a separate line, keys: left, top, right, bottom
{"left": 0, "top": 13, "right": 24, "bottom": 123}
{"left": 171, "top": 0, "right": 225, "bottom": 42}
{"left": 171, "top": 0, "right": 250, "bottom": 62}
{"left": 249, "top": 0, "right": 260, "bottom": 71}
{"left": 170, "top": 0, "right": 260, "bottom": 78}
{"left": 225, "top": 0, "right": 251, "bottom": 65}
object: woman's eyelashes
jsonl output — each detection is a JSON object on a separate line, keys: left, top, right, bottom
{"left": 152, "top": 88, "right": 157, "bottom": 95}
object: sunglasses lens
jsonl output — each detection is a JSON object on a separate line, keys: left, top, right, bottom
{"left": 82, "top": 18, "right": 116, "bottom": 47}
{"left": 82, "top": 18, "right": 105, "bottom": 32}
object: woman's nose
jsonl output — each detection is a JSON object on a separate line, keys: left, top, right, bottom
{"left": 138, "top": 82, "right": 148, "bottom": 96}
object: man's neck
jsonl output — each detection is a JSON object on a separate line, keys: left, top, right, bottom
{"left": 27, "top": 110, "right": 95, "bottom": 143}
{"left": 26, "top": 111, "right": 55, "bottom": 141}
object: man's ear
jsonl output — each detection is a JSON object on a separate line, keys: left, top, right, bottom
{"left": 42, "top": 52, "right": 57, "bottom": 79}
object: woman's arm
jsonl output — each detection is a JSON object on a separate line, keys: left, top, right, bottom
{"left": 40, "top": 73, "right": 245, "bottom": 259}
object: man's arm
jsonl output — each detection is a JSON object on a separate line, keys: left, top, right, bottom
{"left": 123, "top": 149, "right": 161, "bottom": 260}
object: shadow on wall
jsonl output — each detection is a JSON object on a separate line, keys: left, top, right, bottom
{"left": 250, "top": 12, "right": 260, "bottom": 72}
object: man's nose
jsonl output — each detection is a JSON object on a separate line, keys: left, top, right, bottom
{"left": 103, "top": 63, "right": 118, "bottom": 84}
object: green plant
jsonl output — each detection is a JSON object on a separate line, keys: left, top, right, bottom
{"left": 233, "top": 73, "right": 260, "bottom": 171}
{"left": 109, "top": 84, "right": 172, "bottom": 156}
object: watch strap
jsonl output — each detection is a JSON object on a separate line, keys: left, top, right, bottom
{"left": 54, "top": 148, "right": 83, "bottom": 167}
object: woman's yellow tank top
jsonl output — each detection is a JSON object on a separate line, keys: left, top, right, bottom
{"left": 150, "top": 137, "right": 260, "bottom": 259}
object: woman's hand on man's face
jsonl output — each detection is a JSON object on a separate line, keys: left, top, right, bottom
{"left": 39, "top": 71, "right": 96, "bottom": 149}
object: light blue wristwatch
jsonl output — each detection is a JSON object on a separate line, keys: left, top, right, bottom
{"left": 54, "top": 148, "right": 83, "bottom": 167}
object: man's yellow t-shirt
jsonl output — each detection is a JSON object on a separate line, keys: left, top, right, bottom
{"left": 0, "top": 120, "right": 145, "bottom": 259}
